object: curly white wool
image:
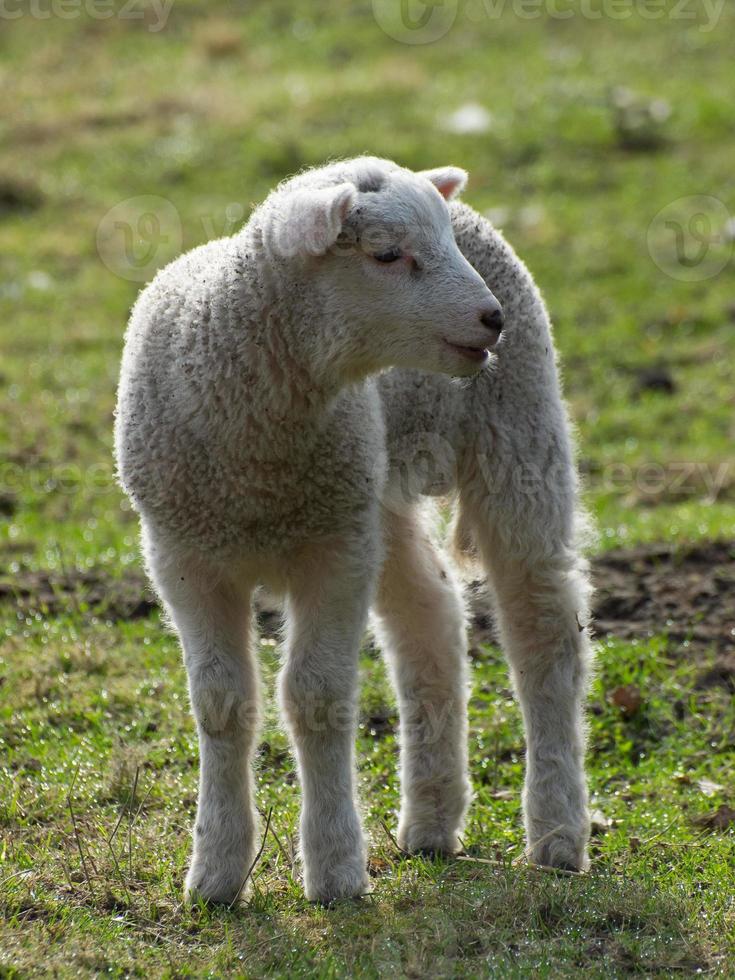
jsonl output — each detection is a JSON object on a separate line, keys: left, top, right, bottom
{"left": 115, "top": 157, "right": 593, "bottom": 904}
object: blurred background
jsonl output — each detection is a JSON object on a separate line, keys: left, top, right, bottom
{"left": 1, "top": 2, "right": 734, "bottom": 975}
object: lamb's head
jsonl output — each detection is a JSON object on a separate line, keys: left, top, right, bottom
{"left": 260, "top": 158, "right": 503, "bottom": 379}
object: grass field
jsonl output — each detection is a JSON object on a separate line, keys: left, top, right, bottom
{"left": 1, "top": 1, "right": 734, "bottom": 976}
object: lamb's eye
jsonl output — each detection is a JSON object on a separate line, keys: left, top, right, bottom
{"left": 372, "top": 248, "right": 403, "bottom": 264}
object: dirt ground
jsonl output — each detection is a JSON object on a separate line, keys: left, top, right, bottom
{"left": 2, "top": 541, "right": 733, "bottom": 685}
{"left": 468, "top": 541, "right": 735, "bottom": 693}
{"left": 468, "top": 541, "right": 734, "bottom": 649}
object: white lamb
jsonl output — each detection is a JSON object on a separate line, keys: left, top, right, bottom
{"left": 115, "top": 156, "right": 593, "bottom": 905}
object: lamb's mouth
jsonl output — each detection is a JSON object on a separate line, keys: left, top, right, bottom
{"left": 443, "top": 340, "right": 490, "bottom": 364}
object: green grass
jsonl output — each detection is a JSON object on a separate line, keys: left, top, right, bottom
{"left": 1, "top": 2, "right": 734, "bottom": 975}
{"left": 1, "top": 616, "right": 734, "bottom": 976}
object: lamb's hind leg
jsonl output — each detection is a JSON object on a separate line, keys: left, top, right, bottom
{"left": 374, "top": 507, "right": 470, "bottom": 855}
{"left": 460, "top": 482, "right": 592, "bottom": 871}
{"left": 146, "top": 537, "right": 260, "bottom": 904}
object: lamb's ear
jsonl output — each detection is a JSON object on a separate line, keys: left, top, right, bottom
{"left": 282, "top": 182, "right": 356, "bottom": 257}
{"left": 419, "top": 166, "right": 468, "bottom": 201}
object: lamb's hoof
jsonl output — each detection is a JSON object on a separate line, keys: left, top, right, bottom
{"left": 184, "top": 862, "right": 248, "bottom": 906}
{"left": 398, "top": 823, "right": 461, "bottom": 857}
{"left": 304, "top": 861, "right": 372, "bottom": 904}
{"left": 527, "top": 834, "right": 589, "bottom": 874}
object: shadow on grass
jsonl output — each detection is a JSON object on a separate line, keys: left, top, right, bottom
{"left": 209, "top": 859, "right": 716, "bottom": 977}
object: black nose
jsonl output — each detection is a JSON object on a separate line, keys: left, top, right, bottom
{"left": 480, "top": 306, "right": 504, "bottom": 332}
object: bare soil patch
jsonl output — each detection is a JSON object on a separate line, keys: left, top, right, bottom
{"left": 0, "top": 568, "right": 156, "bottom": 621}
{"left": 591, "top": 541, "right": 734, "bottom": 651}
{"left": 469, "top": 541, "right": 734, "bottom": 683}
{"left": 0, "top": 174, "right": 43, "bottom": 215}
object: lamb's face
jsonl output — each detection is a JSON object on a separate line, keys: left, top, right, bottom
{"left": 324, "top": 166, "right": 504, "bottom": 378}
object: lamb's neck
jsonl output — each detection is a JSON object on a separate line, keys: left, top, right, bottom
{"left": 250, "top": 340, "right": 343, "bottom": 423}
{"left": 238, "top": 226, "right": 372, "bottom": 413}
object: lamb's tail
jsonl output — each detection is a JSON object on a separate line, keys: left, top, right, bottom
{"left": 448, "top": 497, "right": 481, "bottom": 576}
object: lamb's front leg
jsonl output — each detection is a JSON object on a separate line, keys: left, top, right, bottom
{"left": 280, "top": 538, "right": 377, "bottom": 902}
{"left": 149, "top": 547, "right": 260, "bottom": 904}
